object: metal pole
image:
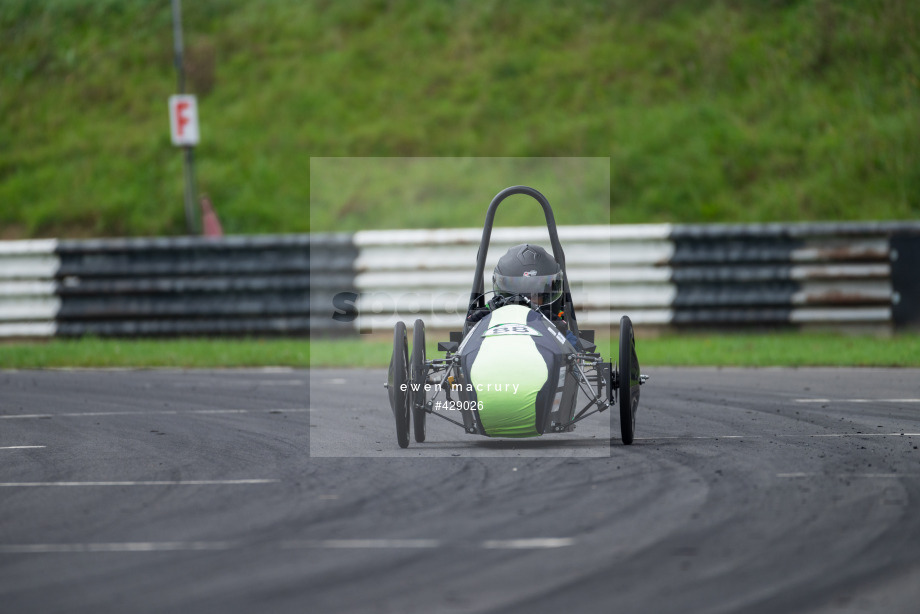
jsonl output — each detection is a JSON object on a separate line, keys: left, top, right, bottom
{"left": 184, "top": 148, "right": 199, "bottom": 234}
{"left": 171, "top": 0, "right": 185, "bottom": 92}
{"left": 171, "top": 0, "right": 198, "bottom": 235}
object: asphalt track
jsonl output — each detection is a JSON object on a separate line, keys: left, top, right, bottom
{"left": 2, "top": 367, "right": 920, "bottom": 613}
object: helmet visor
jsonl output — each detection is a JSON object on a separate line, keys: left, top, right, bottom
{"left": 493, "top": 271, "right": 564, "bottom": 306}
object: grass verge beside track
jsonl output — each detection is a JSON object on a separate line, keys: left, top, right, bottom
{"left": 3, "top": 1, "right": 919, "bottom": 237}
{"left": 1, "top": 333, "right": 919, "bottom": 369}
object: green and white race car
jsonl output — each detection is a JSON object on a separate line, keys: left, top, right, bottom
{"left": 387, "top": 186, "right": 647, "bottom": 448}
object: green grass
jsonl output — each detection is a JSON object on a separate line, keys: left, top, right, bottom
{"left": 0, "top": 338, "right": 310, "bottom": 369}
{"left": 2, "top": 0, "right": 919, "bottom": 238}
{"left": 2, "top": 333, "right": 918, "bottom": 369}
{"left": 633, "top": 332, "right": 920, "bottom": 368}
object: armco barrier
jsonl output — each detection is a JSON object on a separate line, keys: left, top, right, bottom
{"left": 0, "top": 235, "right": 354, "bottom": 337}
{"left": 0, "top": 222, "right": 918, "bottom": 337}
{"left": 349, "top": 222, "right": 920, "bottom": 332}
{"left": 0, "top": 239, "right": 61, "bottom": 337}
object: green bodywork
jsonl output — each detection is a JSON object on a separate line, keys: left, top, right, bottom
{"left": 469, "top": 305, "right": 549, "bottom": 437}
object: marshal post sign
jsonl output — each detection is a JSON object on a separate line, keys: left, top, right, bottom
{"left": 168, "top": 94, "right": 200, "bottom": 147}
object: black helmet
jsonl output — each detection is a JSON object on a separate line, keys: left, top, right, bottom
{"left": 492, "top": 244, "right": 563, "bottom": 307}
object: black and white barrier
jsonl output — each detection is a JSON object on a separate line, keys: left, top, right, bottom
{"left": 0, "top": 222, "right": 918, "bottom": 337}
{"left": 350, "top": 222, "right": 920, "bottom": 332}
{"left": 0, "top": 235, "right": 354, "bottom": 337}
{"left": 0, "top": 239, "right": 60, "bottom": 337}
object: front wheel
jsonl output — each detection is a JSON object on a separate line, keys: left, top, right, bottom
{"left": 618, "top": 315, "right": 640, "bottom": 445}
{"left": 410, "top": 319, "right": 427, "bottom": 443}
{"left": 388, "top": 321, "right": 410, "bottom": 448}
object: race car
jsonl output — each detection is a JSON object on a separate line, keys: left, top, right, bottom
{"left": 386, "top": 185, "right": 648, "bottom": 448}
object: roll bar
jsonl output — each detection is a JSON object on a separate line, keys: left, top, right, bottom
{"left": 466, "top": 186, "right": 579, "bottom": 337}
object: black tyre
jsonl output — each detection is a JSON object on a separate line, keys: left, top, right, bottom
{"left": 618, "top": 315, "right": 640, "bottom": 445}
{"left": 388, "top": 321, "right": 410, "bottom": 448}
{"left": 410, "top": 319, "right": 427, "bottom": 443}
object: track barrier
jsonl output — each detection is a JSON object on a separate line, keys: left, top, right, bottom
{"left": 1, "top": 222, "right": 918, "bottom": 337}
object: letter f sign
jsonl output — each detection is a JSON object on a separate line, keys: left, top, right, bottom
{"left": 169, "top": 95, "right": 200, "bottom": 146}
{"left": 176, "top": 101, "right": 189, "bottom": 135}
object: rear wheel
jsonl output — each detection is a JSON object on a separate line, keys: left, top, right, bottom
{"left": 411, "top": 319, "right": 427, "bottom": 443}
{"left": 618, "top": 315, "right": 640, "bottom": 445}
{"left": 388, "top": 321, "right": 410, "bottom": 448}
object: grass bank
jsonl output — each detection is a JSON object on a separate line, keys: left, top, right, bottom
{"left": 2, "top": 0, "right": 918, "bottom": 237}
{"left": 2, "top": 333, "right": 918, "bottom": 369}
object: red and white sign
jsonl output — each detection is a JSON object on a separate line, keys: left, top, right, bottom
{"left": 168, "top": 95, "right": 200, "bottom": 146}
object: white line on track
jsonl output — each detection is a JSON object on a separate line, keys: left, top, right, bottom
{"left": 251, "top": 380, "right": 305, "bottom": 386}
{"left": 191, "top": 380, "right": 305, "bottom": 387}
{"left": 635, "top": 436, "right": 760, "bottom": 440}
{"left": 0, "top": 479, "right": 279, "bottom": 487}
{"left": 41, "top": 367, "right": 295, "bottom": 373}
{"left": 795, "top": 399, "right": 920, "bottom": 403}
{"left": 0, "top": 446, "right": 45, "bottom": 450}
{"left": 778, "top": 473, "right": 920, "bottom": 479}
{"left": 636, "top": 433, "right": 919, "bottom": 441}
{"left": 0, "top": 538, "right": 577, "bottom": 554}
{"left": 283, "top": 539, "right": 442, "bottom": 549}
{"left": 807, "top": 433, "right": 920, "bottom": 437}
{"left": 0, "top": 542, "right": 238, "bottom": 553}
{"left": 0, "top": 409, "right": 308, "bottom": 419}
{"left": 0, "top": 537, "right": 575, "bottom": 554}
{"left": 482, "top": 538, "right": 575, "bottom": 549}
